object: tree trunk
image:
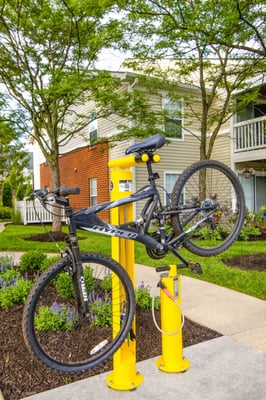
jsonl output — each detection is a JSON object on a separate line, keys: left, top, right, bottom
{"left": 49, "top": 157, "right": 62, "bottom": 232}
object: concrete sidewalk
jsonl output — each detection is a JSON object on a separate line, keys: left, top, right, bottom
{"left": 20, "top": 336, "right": 266, "bottom": 400}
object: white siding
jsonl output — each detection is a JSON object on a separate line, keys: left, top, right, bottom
{"left": 132, "top": 134, "right": 200, "bottom": 217}
{"left": 211, "top": 133, "right": 231, "bottom": 166}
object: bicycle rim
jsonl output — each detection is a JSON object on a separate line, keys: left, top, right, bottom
{"left": 22, "top": 252, "right": 135, "bottom": 373}
{"left": 171, "top": 160, "right": 245, "bottom": 256}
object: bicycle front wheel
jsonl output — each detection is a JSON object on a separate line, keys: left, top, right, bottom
{"left": 22, "top": 252, "right": 135, "bottom": 373}
{"left": 171, "top": 160, "right": 245, "bottom": 256}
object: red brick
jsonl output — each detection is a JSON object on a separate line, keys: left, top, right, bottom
{"left": 40, "top": 143, "right": 110, "bottom": 222}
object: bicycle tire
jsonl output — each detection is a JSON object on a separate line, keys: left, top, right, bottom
{"left": 171, "top": 160, "right": 245, "bottom": 256}
{"left": 22, "top": 252, "right": 135, "bottom": 373}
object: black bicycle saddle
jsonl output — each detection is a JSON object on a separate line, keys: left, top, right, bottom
{"left": 125, "top": 134, "right": 165, "bottom": 155}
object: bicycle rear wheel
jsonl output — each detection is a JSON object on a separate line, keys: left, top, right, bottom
{"left": 171, "top": 160, "right": 245, "bottom": 256}
{"left": 22, "top": 252, "right": 135, "bottom": 373}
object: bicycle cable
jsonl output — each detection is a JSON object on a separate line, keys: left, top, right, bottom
{"left": 32, "top": 197, "right": 64, "bottom": 254}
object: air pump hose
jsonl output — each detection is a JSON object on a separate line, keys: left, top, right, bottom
{"left": 151, "top": 282, "right": 185, "bottom": 336}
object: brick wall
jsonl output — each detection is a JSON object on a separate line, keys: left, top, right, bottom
{"left": 40, "top": 143, "right": 110, "bottom": 221}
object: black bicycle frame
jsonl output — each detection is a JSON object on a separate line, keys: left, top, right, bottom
{"left": 71, "top": 184, "right": 164, "bottom": 251}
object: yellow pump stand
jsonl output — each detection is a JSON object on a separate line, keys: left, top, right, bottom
{"left": 106, "top": 156, "right": 144, "bottom": 390}
{"left": 156, "top": 265, "right": 190, "bottom": 373}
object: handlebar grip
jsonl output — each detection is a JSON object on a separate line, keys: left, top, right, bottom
{"left": 34, "top": 189, "right": 48, "bottom": 199}
{"left": 59, "top": 185, "right": 80, "bottom": 197}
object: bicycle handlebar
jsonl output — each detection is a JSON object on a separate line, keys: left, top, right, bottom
{"left": 34, "top": 189, "right": 48, "bottom": 199}
{"left": 34, "top": 185, "right": 80, "bottom": 200}
{"left": 56, "top": 185, "right": 80, "bottom": 197}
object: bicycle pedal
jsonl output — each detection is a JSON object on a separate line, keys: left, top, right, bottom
{"left": 189, "top": 262, "right": 203, "bottom": 274}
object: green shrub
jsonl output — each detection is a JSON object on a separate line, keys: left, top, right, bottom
{"left": 238, "top": 224, "right": 261, "bottom": 241}
{"left": 89, "top": 295, "right": 112, "bottom": 327}
{"left": 0, "top": 277, "right": 33, "bottom": 308}
{"left": 0, "top": 269, "right": 20, "bottom": 286}
{"left": 39, "top": 256, "right": 61, "bottom": 273}
{"left": 0, "top": 206, "right": 12, "bottom": 220}
{"left": 2, "top": 179, "right": 12, "bottom": 207}
{"left": 135, "top": 282, "right": 160, "bottom": 310}
{"left": 194, "top": 226, "right": 222, "bottom": 241}
{"left": 35, "top": 303, "right": 78, "bottom": 331}
{"left": 16, "top": 183, "right": 24, "bottom": 201}
{"left": 25, "top": 184, "right": 33, "bottom": 198}
{"left": 11, "top": 209, "right": 22, "bottom": 225}
{"left": 19, "top": 250, "right": 47, "bottom": 273}
{"left": 56, "top": 267, "right": 95, "bottom": 300}
{"left": 0, "top": 256, "right": 14, "bottom": 273}
{"left": 0, "top": 256, "right": 21, "bottom": 294}
{"left": 101, "top": 274, "right": 112, "bottom": 292}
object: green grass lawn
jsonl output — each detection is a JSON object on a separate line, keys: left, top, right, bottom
{"left": 0, "top": 223, "right": 265, "bottom": 300}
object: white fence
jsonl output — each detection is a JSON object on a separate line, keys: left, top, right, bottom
{"left": 15, "top": 199, "right": 54, "bottom": 225}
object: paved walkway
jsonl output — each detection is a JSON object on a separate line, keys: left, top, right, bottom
{"left": 0, "top": 223, "right": 266, "bottom": 399}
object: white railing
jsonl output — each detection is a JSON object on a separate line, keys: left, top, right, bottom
{"left": 233, "top": 116, "right": 266, "bottom": 152}
{"left": 15, "top": 199, "right": 65, "bottom": 225}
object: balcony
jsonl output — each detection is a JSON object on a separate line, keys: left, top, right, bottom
{"left": 233, "top": 116, "right": 266, "bottom": 152}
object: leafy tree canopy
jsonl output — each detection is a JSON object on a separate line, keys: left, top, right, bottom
{"left": 117, "top": 0, "right": 266, "bottom": 158}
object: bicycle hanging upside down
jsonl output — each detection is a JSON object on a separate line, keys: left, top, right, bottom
{"left": 22, "top": 134, "right": 245, "bottom": 373}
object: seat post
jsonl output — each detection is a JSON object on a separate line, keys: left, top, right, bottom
{"left": 146, "top": 157, "right": 159, "bottom": 185}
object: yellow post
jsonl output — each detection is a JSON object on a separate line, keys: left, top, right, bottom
{"left": 156, "top": 265, "right": 190, "bottom": 373}
{"left": 106, "top": 156, "right": 144, "bottom": 390}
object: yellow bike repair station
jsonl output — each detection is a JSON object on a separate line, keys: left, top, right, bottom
{"left": 106, "top": 153, "right": 189, "bottom": 391}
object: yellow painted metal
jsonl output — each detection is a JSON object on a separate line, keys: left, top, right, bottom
{"left": 106, "top": 160, "right": 143, "bottom": 390}
{"left": 108, "top": 152, "right": 160, "bottom": 170}
{"left": 152, "top": 154, "right": 161, "bottom": 163}
{"left": 109, "top": 155, "right": 144, "bottom": 169}
{"left": 156, "top": 265, "right": 190, "bottom": 373}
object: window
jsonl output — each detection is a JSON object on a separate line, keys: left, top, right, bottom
{"left": 236, "top": 102, "right": 254, "bottom": 123}
{"left": 90, "top": 178, "right": 97, "bottom": 206}
{"left": 164, "top": 172, "right": 181, "bottom": 205}
{"left": 88, "top": 112, "right": 98, "bottom": 144}
{"left": 163, "top": 98, "right": 183, "bottom": 139}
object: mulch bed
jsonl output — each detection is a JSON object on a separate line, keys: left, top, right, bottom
{"left": 223, "top": 253, "right": 266, "bottom": 272}
{"left": 0, "top": 305, "right": 221, "bottom": 400}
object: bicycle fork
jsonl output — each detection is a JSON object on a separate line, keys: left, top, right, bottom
{"left": 65, "top": 236, "right": 89, "bottom": 317}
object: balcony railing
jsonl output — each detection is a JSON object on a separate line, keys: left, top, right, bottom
{"left": 233, "top": 116, "right": 266, "bottom": 152}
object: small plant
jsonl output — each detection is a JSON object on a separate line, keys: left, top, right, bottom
{"left": 35, "top": 303, "right": 78, "bottom": 331}
{"left": 241, "top": 167, "right": 255, "bottom": 178}
{"left": 101, "top": 274, "right": 112, "bottom": 292}
{"left": 0, "top": 269, "right": 20, "bottom": 287}
{"left": 0, "top": 256, "right": 15, "bottom": 273}
{"left": 11, "top": 209, "right": 23, "bottom": 225}
{"left": 2, "top": 179, "right": 12, "bottom": 207}
{"left": 195, "top": 226, "right": 222, "bottom": 241}
{"left": 56, "top": 267, "right": 95, "bottom": 300}
{"left": 19, "top": 250, "right": 47, "bottom": 273}
{"left": 238, "top": 224, "right": 261, "bottom": 241}
{"left": 0, "top": 206, "right": 12, "bottom": 220}
{"left": 0, "top": 276, "right": 33, "bottom": 308}
{"left": 135, "top": 281, "right": 160, "bottom": 311}
{"left": 0, "top": 255, "right": 33, "bottom": 308}
{"left": 88, "top": 291, "right": 112, "bottom": 327}
{"left": 16, "top": 183, "right": 25, "bottom": 201}
{"left": 39, "top": 256, "right": 61, "bottom": 273}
